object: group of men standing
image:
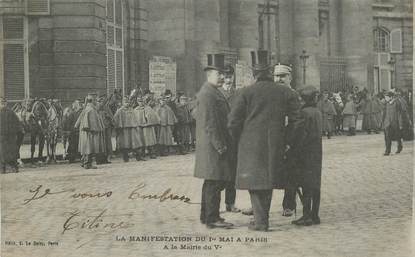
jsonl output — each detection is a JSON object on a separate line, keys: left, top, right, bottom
{"left": 194, "top": 51, "right": 322, "bottom": 231}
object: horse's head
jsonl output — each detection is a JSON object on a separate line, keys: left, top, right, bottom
{"left": 32, "top": 100, "right": 49, "bottom": 121}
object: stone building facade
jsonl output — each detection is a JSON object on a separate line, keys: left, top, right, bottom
{"left": 0, "top": 0, "right": 413, "bottom": 103}
{"left": 0, "top": 0, "right": 148, "bottom": 104}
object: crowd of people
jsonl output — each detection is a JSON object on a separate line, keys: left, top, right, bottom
{"left": 0, "top": 90, "right": 197, "bottom": 172}
{"left": 317, "top": 86, "right": 412, "bottom": 140}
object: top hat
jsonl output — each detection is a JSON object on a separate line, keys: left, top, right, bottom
{"left": 251, "top": 50, "right": 271, "bottom": 71}
{"left": 204, "top": 53, "right": 225, "bottom": 72}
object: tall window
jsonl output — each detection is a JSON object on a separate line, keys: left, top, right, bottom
{"left": 1, "top": 16, "right": 28, "bottom": 101}
{"left": 106, "top": 0, "right": 124, "bottom": 95}
{"left": 373, "top": 27, "right": 389, "bottom": 52}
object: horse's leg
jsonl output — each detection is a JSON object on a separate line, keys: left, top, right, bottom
{"left": 38, "top": 132, "right": 45, "bottom": 162}
{"left": 16, "top": 131, "right": 24, "bottom": 166}
{"left": 30, "top": 133, "right": 36, "bottom": 163}
{"left": 62, "top": 134, "right": 67, "bottom": 159}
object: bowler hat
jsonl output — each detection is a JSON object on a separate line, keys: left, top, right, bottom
{"left": 251, "top": 50, "right": 271, "bottom": 71}
{"left": 204, "top": 54, "right": 225, "bottom": 72}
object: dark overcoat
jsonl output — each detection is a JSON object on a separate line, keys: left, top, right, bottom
{"left": 0, "top": 107, "right": 23, "bottom": 164}
{"left": 294, "top": 105, "right": 323, "bottom": 190}
{"left": 194, "top": 82, "right": 234, "bottom": 182}
{"left": 228, "top": 78, "right": 302, "bottom": 190}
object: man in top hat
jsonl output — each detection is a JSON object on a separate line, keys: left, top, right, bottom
{"left": 228, "top": 50, "right": 302, "bottom": 231}
{"left": 0, "top": 97, "right": 23, "bottom": 173}
{"left": 274, "top": 63, "right": 302, "bottom": 217}
{"left": 194, "top": 53, "right": 235, "bottom": 229}
{"left": 75, "top": 93, "right": 106, "bottom": 169}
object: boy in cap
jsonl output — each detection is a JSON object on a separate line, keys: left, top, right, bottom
{"left": 291, "top": 85, "right": 323, "bottom": 226}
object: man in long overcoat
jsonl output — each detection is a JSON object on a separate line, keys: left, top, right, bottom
{"left": 75, "top": 94, "right": 106, "bottom": 169}
{"left": 228, "top": 51, "right": 302, "bottom": 231}
{"left": 64, "top": 100, "right": 83, "bottom": 163}
{"left": 96, "top": 95, "right": 115, "bottom": 164}
{"left": 0, "top": 97, "right": 23, "bottom": 173}
{"left": 114, "top": 97, "right": 144, "bottom": 162}
{"left": 194, "top": 54, "right": 234, "bottom": 229}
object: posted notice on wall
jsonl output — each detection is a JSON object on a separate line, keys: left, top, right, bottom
{"left": 149, "top": 56, "right": 177, "bottom": 96}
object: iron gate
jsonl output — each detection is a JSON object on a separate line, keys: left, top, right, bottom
{"left": 320, "top": 57, "right": 351, "bottom": 93}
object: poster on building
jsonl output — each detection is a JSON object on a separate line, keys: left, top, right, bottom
{"left": 235, "top": 60, "right": 254, "bottom": 90}
{"left": 149, "top": 56, "right": 176, "bottom": 96}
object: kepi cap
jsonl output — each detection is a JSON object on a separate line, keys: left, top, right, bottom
{"left": 273, "top": 63, "right": 292, "bottom": 75}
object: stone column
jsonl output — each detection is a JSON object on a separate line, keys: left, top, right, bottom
{"left": 292, "top": 0, "right": 320, "bottom": 89}
{"left": 340, "top": 0, "right": 373, "bottom": 90}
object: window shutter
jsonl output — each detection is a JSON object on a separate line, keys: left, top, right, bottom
{"left": 107, "top": 0, "right": 114, "bottom": 22}
{"left": 3, "top": 17, "right": 24, "bottom": 39}
{"left": 26, "top": 0, "right": 50, "bottom": 15}
{"left": 115, "top": 0, "right": 122, "bottom": 26}
{"left": 390, "top": 29, "right": 402, "bottom": 53}
{"left": 4, "top": 44, "right": 25, "bottom": 100}
{"left": 107, "top": 49, "right": 115, "bottom": 93}
{"left": 116, "top": 50, "right": 123, "bottom": 89}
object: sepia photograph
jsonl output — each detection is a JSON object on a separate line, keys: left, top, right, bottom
{"left": 0, "top": 0, "right": 413, "bottom": 256}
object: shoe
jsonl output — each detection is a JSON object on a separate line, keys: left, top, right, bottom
{"left": 242, "top": 208, "right": 253, "bottom": 216}
{"left": 85, "top": 165, "right": 97, "bottom": 169}
{"left": 396, "top": 146, "right": 403, "bottom": 154}
{"left": 383, "top": 152, "right": 390, "bottom": 156}
{"left": 292, "top": 216, "right": 313, "bottom": 226}
{"left": 248, "top": 221, "right": 268, "bottom": 231}
{"left": 312, "top": 216, "right": 320, "bottom": 225}
{"left": 226, "top": 204, "right": 241, "bottom": 213}
{"left": 200, "top": 216, "right": 225, "bottom": 224}
{"left": 206, "top": 220, "right": 233, "bottom": 229}
{"left": 282, "top": 208, "right": 295, "bottom": 217}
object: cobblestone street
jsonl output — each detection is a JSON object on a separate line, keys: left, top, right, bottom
{"left": 1, "top": 134, "right": 413, "bottom": 257}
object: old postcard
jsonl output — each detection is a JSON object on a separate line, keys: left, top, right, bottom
{"left": 0, "top": 0, "right": 413, "bottom": 257}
